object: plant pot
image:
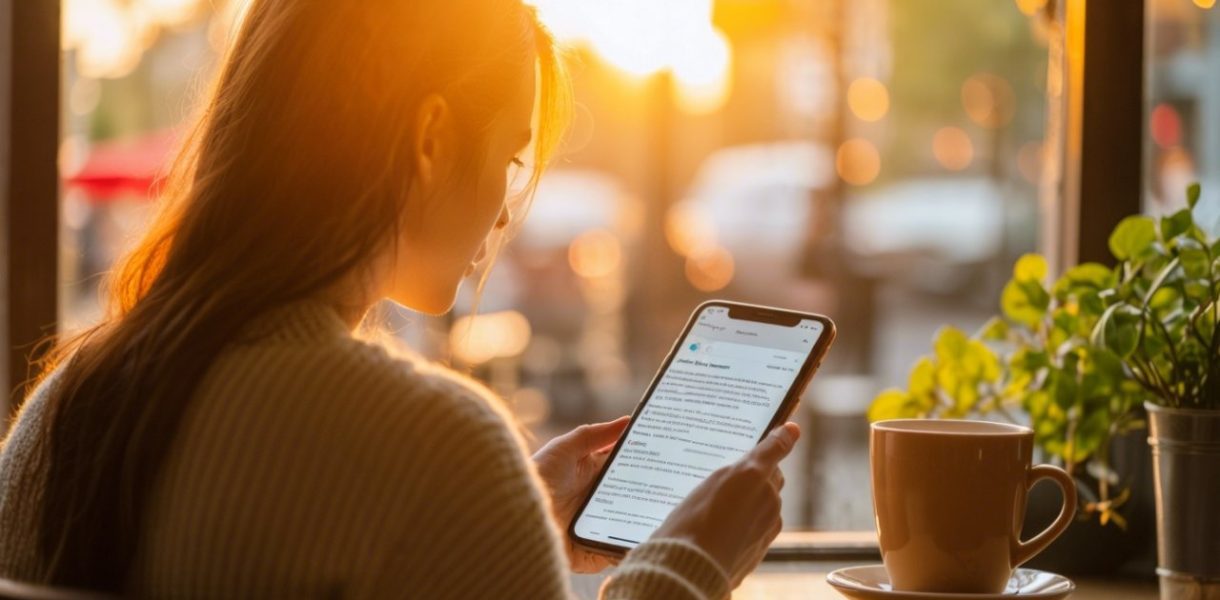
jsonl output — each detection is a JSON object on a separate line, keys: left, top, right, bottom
{"left": 1147, "top": 402, "right": 1220, "bottom": 600}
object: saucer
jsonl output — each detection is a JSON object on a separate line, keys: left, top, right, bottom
{"left": 826, "top": 565, "right": 1075, "bottom": 599}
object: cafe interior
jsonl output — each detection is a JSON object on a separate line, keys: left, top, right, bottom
{"left": 1, "top": 0, "right": 1217, "bottom": 598}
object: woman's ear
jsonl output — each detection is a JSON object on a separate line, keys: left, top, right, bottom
{"left": 412, "top": 94, "right": 451, "bottom": 189}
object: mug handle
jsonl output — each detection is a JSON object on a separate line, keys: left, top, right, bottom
{"left": 1012, "top": 464, "right": 1078, "bottom": 568}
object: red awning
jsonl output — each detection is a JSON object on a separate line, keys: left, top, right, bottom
{"left": 64, "top": 129, "right": 181, "bottom": 202}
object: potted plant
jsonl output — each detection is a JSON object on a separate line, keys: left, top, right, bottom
{"left": 870, "top": 184, "right": 1218, "bottom": 593}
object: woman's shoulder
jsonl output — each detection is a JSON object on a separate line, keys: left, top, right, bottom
{"left": 336, "top": 336, "right": 506, "bottom": 416}
{"left": 218, "top": 332, "right": 522, "bottom": 449}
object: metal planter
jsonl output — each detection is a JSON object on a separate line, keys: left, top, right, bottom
{"left": 1147, "top": 402, "right": 1220, "bottom": 600}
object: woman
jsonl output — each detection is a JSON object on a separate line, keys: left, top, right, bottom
{"left": 0, "top": 0, "right": 799, "bottom": 597}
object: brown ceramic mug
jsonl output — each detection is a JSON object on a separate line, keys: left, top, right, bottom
{"left": 870, "top": 419, "right": 1077, "bottom": 594}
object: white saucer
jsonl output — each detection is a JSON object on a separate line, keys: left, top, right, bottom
{"left": 826, "top": 565, "right": 1075, "bottom": 599}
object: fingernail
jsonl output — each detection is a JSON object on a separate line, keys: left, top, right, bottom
{"left": 781, "top": 424, "right": 798, "bottom": 442}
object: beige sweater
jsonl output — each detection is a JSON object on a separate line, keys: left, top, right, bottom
{"left": 0, "top": 301, "right": 730, "bottom": 599}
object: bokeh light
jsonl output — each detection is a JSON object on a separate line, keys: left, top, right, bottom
{"left": 63, "top": 0, "right": 219, "bottom": 78}
{"left": 932, "top": 127, "right": 974, "bottom": 171}
{"left": 450, "top": 311, "right": 533, "bottom": 365}
{"left": 1149, "top": 103, "right": 1183, "bottom": 148}
{"left": 1016, "top": 141, "right": 1043, "bottom": 184}
{"left": 145, "top": 0, "right": 203, "bottom": 28}
{"left": 568, "top": 229, "right": 623, "bottom": 279}
{"left": 664, "top": 203, "right": 717, "bottom": 257}
{"left": 69, "top": 0, "right": 143, "bottom": 78}
{"left": 961, "top": 73, "right": 1015, "bottom": 129}
{"left": 674, "top": 28, "right": 733, "bottom": 115}
{"left": 835, "top": 138, "right": 881, "bottom": 186}
{"left": 529, "top": 0, "right": 732, "bottom": 113}
{"left": 684, "top": 246, "right": 735, "bottom": 292}
{"left": 1194, "top": 0, "right": 1216, "bottom": 9}
{"left": 510, "top": 387, "right": 551, "bottom": 425}
{"left": 847, "top": 77, "right": 890, "bottom": 122}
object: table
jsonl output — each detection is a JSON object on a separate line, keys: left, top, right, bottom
{"left": 738, "top": 562, "right": 1159, "bottom": 599}
{"left": 571, "top": 561, "right": 1160, "bottom": 599}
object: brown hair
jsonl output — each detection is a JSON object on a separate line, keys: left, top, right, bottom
{"left": 28, "top": 0, "right": 570, "bottom": 590}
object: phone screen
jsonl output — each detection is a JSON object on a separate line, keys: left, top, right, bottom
{"left": 571, "top": 304, "right": 828, "bottom": 550}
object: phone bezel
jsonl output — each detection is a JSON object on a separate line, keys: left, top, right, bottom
{"left": 566, "top": 299, "right": 837, "bottom": 557}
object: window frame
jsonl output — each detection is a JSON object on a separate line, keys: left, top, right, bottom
{"left": 1, "top": 0, "right": 60, "bottom": 414}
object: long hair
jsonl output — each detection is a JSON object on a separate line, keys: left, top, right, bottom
{"left": 27, "top": 0, "right": 570, "bottom": 590}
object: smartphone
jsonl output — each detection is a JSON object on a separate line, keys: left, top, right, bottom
{"left": 568, "top": 300, "right": 836, "bottom": 556}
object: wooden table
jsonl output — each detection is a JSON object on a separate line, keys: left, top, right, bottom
{"left": 736, "top": 562, "right": 1159, "bottom": 599}
{"left": 572, "top": 559, "right": 1160, "bottom": 599}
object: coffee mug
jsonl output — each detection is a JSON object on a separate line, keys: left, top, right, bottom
{"left": 870, "top": 419, "right": 1077, "bottom": 594}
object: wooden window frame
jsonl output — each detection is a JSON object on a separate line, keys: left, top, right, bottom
{"left": 1, "top": 0, "right": 60, "bottom": 414}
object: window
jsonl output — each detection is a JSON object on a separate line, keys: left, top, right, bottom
{"left": 1146, "top": 0, "right": 1220, "bottom": 228}
{"left": 52, "top": 0, "right": 1053, "bottom": 537}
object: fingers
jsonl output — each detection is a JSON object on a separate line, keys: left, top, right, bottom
{"left": 749, "top": 422, "right": 800, "bottom": 467}
{"left": 769, "top": 468, "right": 784, "bottom": 491}
{"left": 560, "top": 415, "right": 630, "bottom": 457}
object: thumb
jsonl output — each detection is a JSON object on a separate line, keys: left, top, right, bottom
{"left": 749, "top": 422, "right": 800, "bottom": 466}
{"left": 560, "top": 415, "right": 630, "bottom": 457}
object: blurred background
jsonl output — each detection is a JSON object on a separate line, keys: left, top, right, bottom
{"left": 54, "top": 0, "right": 1218, "bottom": 534}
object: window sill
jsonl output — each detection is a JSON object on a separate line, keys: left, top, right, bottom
{"left": 765, "top": 530, "right": 880, "bottom": 562}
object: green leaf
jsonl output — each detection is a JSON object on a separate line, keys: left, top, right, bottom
{"left": 1079, "top": 291, "right": 1105, "bottom": 318}
{"left": 1187, "top": 225, "right": 1209, "bottom": 244}
{"left": 1109, "top": 216, "right": 1158, "bottom": 261}
{"left": 1091, "top": 347, "right": 1126, "bottom": 380}
{"left": 972, "top": 340, "right": 1002, "bottom": 382}
{"left": 1014, "top": 254, "right": 1049, "bottom": 282}
{"left": 1080, "top": 370, "right": 1111, "bottom": 403}
{"left": 1141, "top": 328, "right": 1168, "bottom": 361}
{"left": 949, "top": 385, "right": 979, "bottom": 416}
{"left": 1050, "top": 368, "right": 1078, "bottom": 410}
{"left": 1107, "top": 313, "right": 1140, "bottom": 358}
{"left": 1062, "top": 263, "right": 1116, "bottom": 288}
{"left": 1187, "top": 182, "right": 1201, "bottom": 209}
{"left": 1180, "top": 248, "right": 1210, "bottom": 279}
{"left": 868, "top": 389, "right": 919, "bottom": 422}
{"left": 1092, "top": 303, "right": 1140, "bottom": 358}
{"left": 1149, "top": 286, "right": 1179, "bottom": 311}
{"left": 1069, "top": 408, "right": 1110, "bottom": 462}
{"left": 980, "top": 317, "right": 1009, "bottom": 341}
{"left": 1161, "top": 209, "right": 1194, "bottom": 241}
{"left": 1142, "top": 256, "right": 1181, "bottom": 307}
{"left": 908, "top": 357, "right": 936, "bottom": 397}
{"left": 1002, "top": 279, "right": 1051, "bottom": 328}
{"left": 1185, "top": 280, "right": 1211, "bottom": 302}
{"left": 1053, "top": 263, "right": 1118, "bottom": 306}
{"left": 1052, "top": 308, "right": 1079, "bottom": 341}
{"left": 1011, "top": 348, "right": 1049, "bottom": 372}
{"left": 933, "top": 326, "right": 970, "bottom": 362}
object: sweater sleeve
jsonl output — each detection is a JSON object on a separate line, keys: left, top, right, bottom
{"left": 602, "top": 538, "right": 730, "bottom": 600}
{"left": 352, "top": 371, "right": 729, "bottom": 600}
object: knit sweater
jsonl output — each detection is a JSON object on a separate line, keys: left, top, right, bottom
{"left": 0, "top": 301, "right": 731, "bottom": 599}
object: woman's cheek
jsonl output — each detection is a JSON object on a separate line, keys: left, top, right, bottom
{"left": 478, "top": 171, "right": 508, "bottom": 227}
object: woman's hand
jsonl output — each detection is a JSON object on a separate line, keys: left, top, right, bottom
{"left": 532, "top": 416, "right": 631, "bottom": 573}
{"left": 651, "top": 422, "right": 799, "bottom": 589}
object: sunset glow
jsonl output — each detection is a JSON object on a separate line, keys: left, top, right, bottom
{"left": 529, "top": 0, "right": 733, "bottom": 113}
